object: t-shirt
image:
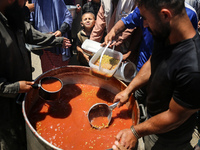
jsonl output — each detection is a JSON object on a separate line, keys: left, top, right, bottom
{"left": 147, "top": 33, "right": 200, "bottom": 139}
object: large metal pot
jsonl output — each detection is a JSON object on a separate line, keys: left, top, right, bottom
{"left": 22, "top": 66, "right": 140, "bottom": 150}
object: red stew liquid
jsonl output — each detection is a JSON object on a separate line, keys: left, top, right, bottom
{"left": 28, "top": 84, "right": 133, "bottom": 150}
{"left": 41, "top": 78, "right": 62, "bottom": 92}
{"left": 91, "top": 116, "right": 109, "bottom": 129}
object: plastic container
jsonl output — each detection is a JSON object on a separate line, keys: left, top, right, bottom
{"left": 89, "top": 47, "right": 123, "bottom": 78}
{"left": 81, "top": 39, "right": 102, "bottom": 53}
{"left": 66, "top": 5, "right": 77, "bottom": 19}
{"left": 114, "top": 61, "right": 137, "bottom": 82}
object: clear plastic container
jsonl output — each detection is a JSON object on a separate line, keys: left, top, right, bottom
{"left": 89, "top": 47, "right": 123, "bottom": 78}
{"left": 81, "top": 39, "right": 102, "bottom": 53}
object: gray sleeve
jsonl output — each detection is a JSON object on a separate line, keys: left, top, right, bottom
{"left": 24, "top": 22, "right": 64, "bottom": 47}
{"left": 0, "top": 79, "right": 19, "bottom": 98}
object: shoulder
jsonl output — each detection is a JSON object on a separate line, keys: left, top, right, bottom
{"left": 77, "top": 30, "right": 87, "bottom": 39}
{"left": 185, "top": 2, "right": 198, "bottom": 17}
{"left": 121, "top": 7, "right": 142, "bottom": 27}
{"left": 123, "top": 7, "right": 140, "bottom": 20}
{"left": 168, "top": 34, "right": 200, "bottom": 77}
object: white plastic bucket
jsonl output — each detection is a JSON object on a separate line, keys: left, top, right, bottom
{"left": 81, "top": 39, "right": 102, "bottom": 53}
{"left": 114, "top": 61, "right": 137, "bottom": 82}
{"left": 66, "top": 5, "right": 77, "bottom": 19}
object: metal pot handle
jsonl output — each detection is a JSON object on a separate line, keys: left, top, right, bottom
{"left": 31, "top": 83, "right": 40, "bottom": 89}
{"left": 109, "top": 101, "right": 120, "bottom": 111}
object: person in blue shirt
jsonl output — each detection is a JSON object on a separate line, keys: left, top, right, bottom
{"left": 105, "top": 2, "right": 198, "bottom": 72}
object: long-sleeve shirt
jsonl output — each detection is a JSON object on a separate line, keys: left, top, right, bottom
{"left": 33, "top": 0, "right": 73, "bottom": 59}
{"left": 0, "top": 12, "right": 64, "bottom": 98}
{"left": 90, "top": 5, "right": 135, "bottom": 54}
{"left": 121, "top": 7, "right": 154, "bottom": 71}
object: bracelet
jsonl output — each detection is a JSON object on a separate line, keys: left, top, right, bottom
{"left": 130, "top": 125, "right": 140, "bottom": 139}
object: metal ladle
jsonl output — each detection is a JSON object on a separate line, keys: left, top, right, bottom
{"left": 87, "top": 101, "right": 119, "bottom": 129}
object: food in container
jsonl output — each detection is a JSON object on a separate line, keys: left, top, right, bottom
{"left": 94, "top": 54, "right": 120, "bottom": 70}
{"left": 89, "top": 47, "right": 123, "bottom": 78}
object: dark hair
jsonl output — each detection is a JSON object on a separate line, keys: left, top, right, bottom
{"left": 136, "top": 0, "right": 185, "bottom": 16}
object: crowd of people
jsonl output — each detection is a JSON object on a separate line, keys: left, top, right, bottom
{"left": 0, "top": 0, "right": 200, "bottom": 149}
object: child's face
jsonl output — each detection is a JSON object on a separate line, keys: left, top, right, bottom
{"left": 81, "top": 13, "right": 95, "bottom": 29}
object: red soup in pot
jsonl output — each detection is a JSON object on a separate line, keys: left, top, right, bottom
{"left": 28, "top": 84, "right": 134, "bottom": 150}
{"left": 41, "top": 78, "right": 62, "bottom": 92}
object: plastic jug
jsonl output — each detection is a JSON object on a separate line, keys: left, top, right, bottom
{"left": 114, "top": 61, "right": 137, "bottom": 82}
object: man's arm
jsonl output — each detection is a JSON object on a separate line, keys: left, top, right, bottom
{"left": 90, "top": 5, "right": 106, "bottom": 42}
{"left": 114, "top": 57, "right": 151, "bottom": 107}
{"left": 104, "top": 20, "right": 126, "bottom": 46}
{"left": 134, "top": 99, "right": 199, "bottom": 138}
{"left": 113, "top": 98, "right": 199, "bottom": 149}
{"left": 24, "top": 22, "right": 63, "bottom": 46}
{"left": 76, "top": 46, "right": 90, "bottom": 62}
{"left": 104, "top": 7, "right": 142, "bottom": 47}
{"left": 25, "top": 1, "right": 34, "bottom": 12}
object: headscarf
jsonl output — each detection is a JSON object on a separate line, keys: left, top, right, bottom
{"left": 33, "top": 0, "right": 73, "bottom": 60}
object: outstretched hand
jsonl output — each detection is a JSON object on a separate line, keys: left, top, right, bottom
{"left": 62, "top": 37, "right": 72, "bottom": 48}
{"left": 103, "top": 29, "right": 116, "bottom": 46}
{"left": 101, "top": 31, "right": 117, "bottom": 48}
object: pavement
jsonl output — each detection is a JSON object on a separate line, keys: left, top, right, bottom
{"left": 31, "top": 48, "right": 79, "bottom": 80}
{"left": 31, "top": 52, "right": 42, "bottom": 80}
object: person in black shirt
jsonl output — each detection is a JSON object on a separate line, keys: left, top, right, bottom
{"left": 112, "top": 0, "right": 200, "bottom": 150}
